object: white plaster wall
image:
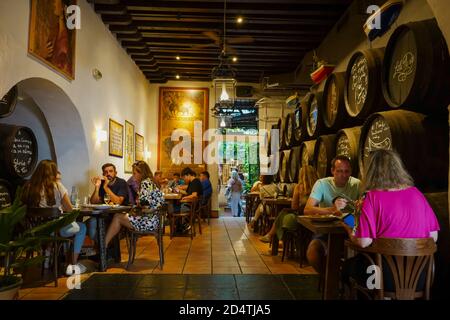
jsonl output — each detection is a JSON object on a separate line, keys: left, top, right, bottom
{"left": 0, "top": 0, "right": 155, "bottom": 197}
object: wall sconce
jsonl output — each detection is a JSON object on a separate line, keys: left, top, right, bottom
{"left": 144, "top": 149, "right": 152, "bottom": 160}
{"left": 96, "top": 129, "right": 107, "bottom": 143}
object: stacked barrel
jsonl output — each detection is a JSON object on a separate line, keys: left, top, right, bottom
{"left": 269, "top": 18, "right": 449, "bottom": 192}
{"left": 0, "top": 86, "right": 38, "bottom": 207}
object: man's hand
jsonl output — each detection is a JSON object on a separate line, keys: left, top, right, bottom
{"left": 91, "top": 176, "right": 102, "bottom": 188}
{"left": 334, "top": 198, "right": 348, "bottom": 210}
{"left": 102, "top": 176, "right": 111, "bottom": 187}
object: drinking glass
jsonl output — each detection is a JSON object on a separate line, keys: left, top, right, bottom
{"left": 104, "top": 193, "right": 111, "bottom": 205}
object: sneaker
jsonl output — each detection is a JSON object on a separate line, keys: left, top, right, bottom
{"left": 259, "top": 235, "right": 272, "bottom": 243}
{"left": 66, "top": 263, "right": 87, "bottom": 276}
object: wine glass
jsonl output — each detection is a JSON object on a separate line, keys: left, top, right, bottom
{"left": 104, "top": 193, "right": 111, "bottom": 205}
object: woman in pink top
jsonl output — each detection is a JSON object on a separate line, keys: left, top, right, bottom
{"left": 342, "top": 149, "right": 439, "bottom": 293}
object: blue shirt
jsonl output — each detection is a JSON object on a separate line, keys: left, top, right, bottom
{"left": 309, "top": 176, "right": 361, "bottom": 207}
{"left": 201, "top": 179, "right": 212, "bottom": 201}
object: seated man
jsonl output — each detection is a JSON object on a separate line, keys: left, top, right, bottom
{"left": 88, "top": 163, "right": 130, "bottom": 243}
{"left": 304, "top": 155, "right": 361, "bottom": 274}
{"left": 199, "top": 171, "right": 212, "bottom": 205}
{"left": 168, "top": 173, "right": 185, "bottom": 190}
{"left": 174, "top": 167, "right": 203, "bottom": 233}
{"left": 154, "top": 170, "right": 169, "bottom": 189}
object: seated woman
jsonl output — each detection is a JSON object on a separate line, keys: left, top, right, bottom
{"left": 104, "top": 161, "right": 164, "bottom": 247}
{"left": 341, "top": 149, "right": 440, "bottom": 292}
{"left": 259, "top": 165, "right": 318, "bottom": 243}
{"left": 248, "top": 174, "right": 278, "bottom": 229}
{"left": 22, "top": 160, "right": 87, "bottom": 275}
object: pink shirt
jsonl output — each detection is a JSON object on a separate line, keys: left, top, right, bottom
{"left": 355, "top": 187, "right": 440, "bottom": 239}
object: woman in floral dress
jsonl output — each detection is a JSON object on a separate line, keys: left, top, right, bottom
{"left": 105, "top": 161, "right": 164, "bottom": 247}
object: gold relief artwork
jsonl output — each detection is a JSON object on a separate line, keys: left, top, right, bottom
{"left": 28, "top": 0, "right": 77, "bottom": 80}
{"left": 125, "top": 121, "right": 135, "bottom": 173}
{"left": 158, "top": 88, "right": 209, "bottom": 177}
{"left": 109, "top": 119, "right": 123, "bottom": 158}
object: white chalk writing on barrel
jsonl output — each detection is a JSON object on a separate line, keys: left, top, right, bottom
{"left": 11, "top": 130, "right": 34, "bottom": 175}
{"left": 337, "top": 135, "right": 350, "bottom": 158}
{"left": 351, "top": 56, "right": 368, "bottom": 111}
{"left": 365, "top": 118, "right": 392, "bottom": 159}
{"left": 0, "top": 189, "right": 12, "bottom": 208}
{"left": 392, "top": 52, "right": 415, "bottom": 82}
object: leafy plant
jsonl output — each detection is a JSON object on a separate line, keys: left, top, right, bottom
{"left": 0, "top": 187, "right": 78, "bottom": 284}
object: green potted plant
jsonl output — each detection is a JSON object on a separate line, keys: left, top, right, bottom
{"left": 0, "top": 188, "right": 78, "bottom": 300}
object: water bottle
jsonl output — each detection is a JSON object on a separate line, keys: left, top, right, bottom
{"left": 70, "top": 186, "right": 79, "bottom": 206}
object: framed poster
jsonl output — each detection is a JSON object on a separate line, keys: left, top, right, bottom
{"left": 28, "top": 0, "right": 77, "bottom": 80}
{"left": 158, "top": 87, "right": 209, "bottom": 177}
{"left": 125, "top": 120, "right": 135, "bottom": 173}
{"left": 109, "top": 119, "right": 123, "bottom": 158}
{"left": 135, "top": 133, "right": 144, "bottom": 161}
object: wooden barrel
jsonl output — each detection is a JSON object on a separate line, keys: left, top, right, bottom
{"left": 288, "top": 146, "right": 301, "bottom": 183}
{"left": 423, "top": 192, "right": 449, "bottom": 299}
{"left": 304, "top": 91, "right": 326, "bottom": 139}
{"left": 279, "top": 150, "right": 291, "bottom": 183}
{"left": 358, "top": 110, "right": 448, "bottom": 190}
{"left": 300, "top": 140, "right": 316, "bottom": 167}
{"left": 294, "top": 104, "right": 308, "bottom": 145}
{"left": 277, "top": 118, "right": 287, "bottom": 150}
{"left": 313, "top": 134, "right": 337, "bottom": 179}
{"left": 345, "top": 48, "right": 387, "bottom": 120}
{"left": 0, "top": 179, "right": 13, "bottom": 209}
{"left": 0, "top": 86, "right": 18, "bottom": 118}
{"left": 267, "top": 123, "right": 279, "bottom": 156}
{"left": 382, "top": 19, "right": 450, "bottom": 113}
{"left": 280, "top": 183, "right": 296, "bottom": 197}
{"left": 284, "top": 113, "right": 300, "bottom": 148}
{"left": 335, "top": 126, "right": 362, "bottom": 176}
{"left": 322, "top": 72, "right": 350, "bottom": 131}
{"left": 0, "top": 124, "right": 38, "bottom": 181}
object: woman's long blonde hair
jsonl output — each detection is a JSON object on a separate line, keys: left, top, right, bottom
{"left": 133, "top": 160, "right": 154, "bottom": 182}
{"left": 298, "top": 165, "right": 319, "bottom": 195}
{"left": 363, "top": 149, "right": 414, "bottom": 191}
{"left": 22, "top": 159, "right": 59, "bottom": 207}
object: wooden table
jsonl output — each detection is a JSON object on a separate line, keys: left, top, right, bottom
{"left": 297, "top": 216, "right": 346, "bottom": 300}
{"left": 261, "top": 198, "right": 292, "bottom": 255}
{"left": 78, "top": 205, "right": 132, "bottom": 272}
{"left": 164, "top": 193, "right": 182, "bottom": 200}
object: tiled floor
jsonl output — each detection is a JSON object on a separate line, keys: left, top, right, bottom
{"left": 18, "top": 215, "right": 317, "bottom": 300}
{"left": 63, "top": 274, "right": 321, "bottom": 300}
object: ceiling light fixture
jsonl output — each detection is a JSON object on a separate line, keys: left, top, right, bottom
{"left": 232, "top": 56, "right": 238, "bottom": 62}
{"left": 237, "top": 17, "right": 243, "bottom": 24}
{"left": 176, "top": 55, "right": 180, "bottom": 60}
{"left": 176, "top": 74, "right": 180, "bottom": 79}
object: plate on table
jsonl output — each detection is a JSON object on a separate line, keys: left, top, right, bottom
{"left": 303, "top": 215, "right": 339, "bottom": 222}
{"left": 82, "top": 204, "right": 113, "bottom": 209}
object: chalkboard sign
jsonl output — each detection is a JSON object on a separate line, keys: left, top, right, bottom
{"left": 0, "top": 86, "right": 18, "bottom": 118}
{"left": 0, "top": 179, "right": 12, "bottom": 209}
{"left": 0, "top": 124, "right": 38, "bottom": 180}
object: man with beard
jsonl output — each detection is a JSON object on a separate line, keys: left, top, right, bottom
{"left": 90, "top": 163, "right": 130, "bottom": 205}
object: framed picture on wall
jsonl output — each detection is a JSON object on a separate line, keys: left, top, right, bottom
{"left": 109, "top": 119, "right": 123, "bottom": 158}
{"left": 28, "top": 0, "right": 77, "bottom": 80}
{"left": 135, "top": 133, "right": 144, "bottom": 162}
{"left": 124, "top": 120, "right": 135, "bottom": 173}
{"left": 158, "top": 87, "right": 209, "bottom": 178}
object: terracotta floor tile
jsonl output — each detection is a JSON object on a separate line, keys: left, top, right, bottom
{"left": 21, "top": 293, "right": 65, "bottom": 300}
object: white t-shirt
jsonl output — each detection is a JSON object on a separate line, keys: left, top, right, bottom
{"left": 38, "top": 181, "right": 68, "bottom": 210}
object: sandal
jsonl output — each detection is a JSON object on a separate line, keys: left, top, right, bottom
{"left": 259, "top": 235, "right": 272, "bottom": 243}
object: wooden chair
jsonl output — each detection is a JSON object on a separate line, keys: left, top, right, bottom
{"left": 25, "top": 207, "right": 73, "bottom": 287}
{"left": 345, "top": 238, "right": 437, "bottom": 300}
{"left": 199, "top": 196, "right": 212, "bottom": 225}
{"left": 126, "top": 205, "right": 167, "bottom": 270}
{"left": 169, "top": 199, "right": 199, "bottom": 239}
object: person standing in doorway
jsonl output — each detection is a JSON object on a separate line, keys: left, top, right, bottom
{"left": 227, "top": 171, "right": 243, "bottom": 217}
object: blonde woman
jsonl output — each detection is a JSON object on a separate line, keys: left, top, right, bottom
{"left": 341, "top": 149, "right": 439, "bottom": 292}
{"left": 259, "top": 165, "right": 318, "bottom": 243}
